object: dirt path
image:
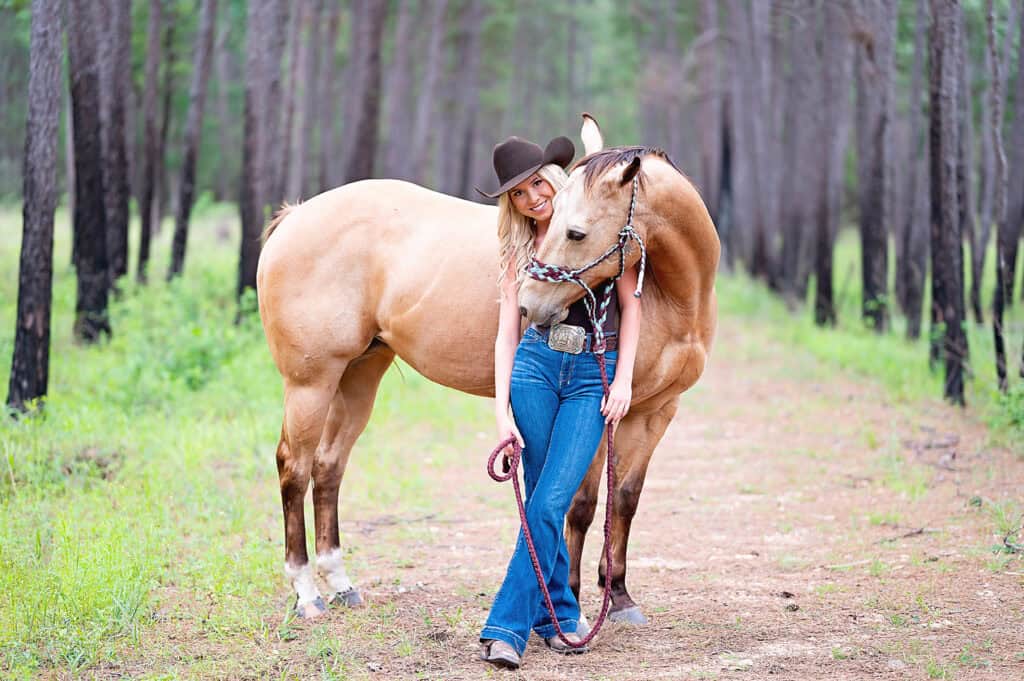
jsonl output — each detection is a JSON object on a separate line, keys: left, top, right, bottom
{"left": 116, "top": 317, "right": 1023, "bottom": 680}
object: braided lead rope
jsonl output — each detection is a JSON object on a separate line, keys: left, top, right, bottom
{"left": 487, "top": 176, "right": 645, "bottom": 650}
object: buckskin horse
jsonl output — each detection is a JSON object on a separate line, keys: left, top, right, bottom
{"left": 256, "top": 115, "right": 719, "bottom": 621}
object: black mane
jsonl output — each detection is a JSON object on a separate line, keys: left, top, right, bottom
{"left": 572, "top": 145, "right": 683, "bottom": 190}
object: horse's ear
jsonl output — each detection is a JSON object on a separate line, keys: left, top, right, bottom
{"left": 581, "top": 112, "right": 604, "bottom": 156}
{"left": 620, "top": 157, "right": 642, "bottom": 186}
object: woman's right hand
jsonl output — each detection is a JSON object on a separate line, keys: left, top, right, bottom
{"left": 496, "top": 411, "right": 525, "bottom": 470}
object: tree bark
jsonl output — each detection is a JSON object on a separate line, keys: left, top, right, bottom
{"left": 854, "top": 0, "right": 896, "bottom": 332}
{"left": 97, "top": 0, "right": 131, "bottom": 283}
{"left": 899, "top": 0, "right": 931, "bottom": 339}
{"left": 263, "top": 0, "right": 291, "bottom": 208}
{"left": 929, "top": 0, "right": 967, "bottom": 405}
{"left": 137, "top": 0, "right": 163, "bottom": 283}
{"left": 342, "top": 0, "right": 388, "bottom": 183}
{"left": 991, "top": 0, "right": 1015, "bottom": 390}
{"left": 1000, "top": 3, "right": 1024, "bottom": 306}
{"left": 382, "top": 0, "right": 418, "bottom": 180}
{"left": 213, "top": 20, "right": 233, "bottom": 201}
{"left": 238, "top": 0, "right": 273, "bottom": 298}
{"left": 169, "top": 0, "right": 218, "bottom": 279}
{"left": 8, "top": 0, "right": 63, "bottom": 412}
{"left": 814, "top": 0, "right": 854, "bottom": 327}
{"left": 278, "top": 0, "right": 304, "bottom": 202}
{"left": 317, "top": 1, "right": 342, "bottom": 193}
{"left": 955, "top": 8, "right": 979, "bottom": 324}
{"left": 68, "top": 0, "right": 111, "bottom": 342}
{"left": 408, "top": 0, "right": 449, "bottom": 185}
{"left": 698, "top": 0, "right": 721, "bottom": 223}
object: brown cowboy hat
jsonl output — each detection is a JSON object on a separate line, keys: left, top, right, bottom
{"left": 475, "top": 135, "right": 576, "bottom": 199}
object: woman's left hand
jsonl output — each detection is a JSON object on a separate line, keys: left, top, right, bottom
{"left": 600, "top": 378, "right": 632, "bottom": 425}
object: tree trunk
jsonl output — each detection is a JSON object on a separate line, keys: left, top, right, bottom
{"left": 317, "top": 1, "right": 342, "bottom": 192}
{"left": 992, "top": 0, "right": 1015, "bottom": 390}
{"left": 336, "top": 0, "right": 367, "bottom": 185}
{"left": 238, "top": 0, "right": 273, "bottom": 298}
{"left": 279, "top": 0, "right": 303, "bottom": 202}
{"left": 1000, "top": 3, "right": 1024, "bottom": 306}
{"left": 96, "top": 0, "right": 131, "bottom": 283}
{"left": 155, "top": 18, "right": 177, "bottom": 233}
{"left": 68, "top": 0, "right": 111, "bottom": 342}
{"left": 382, "top": 0, "right": 418, "bottom": 180}
{"left": 8, "top": 0, "right": 63, "bottom": 412}
{"left": 408, "top": 0, "right": 449, "bottom": 185}
{"left": 955, "top": 8, "right": 980, "bottom": 324}
{"left": 137, "top": 0, "right": 163, "bottom": 283}
{"left": 213, "top": 20, "right": 233, "bottom": 201}
{"left": 778, "top": 1, "right": 815, "bottom": 300}
{"left": 929, "top": 0, "right": 967, "bottom": 405}
{"left": 698, "top": 0, "right": 721, "bottom": 223}
{"left": 441, "top": 0, "right": 485, "bottom": 198}
{"left": 814, "top": 0, "right": 854, "bottom": 327}
{"left": 342, "top": 0, "right": 388, "bottom": 183}
{"left": 899, "top": 0, "right": 931, "bottom": 339}
{"left": 263, "top": 0, "right": 291, "bottom": 208}
{"left": 854, "top": 0, "right": 896, "bottom": 332}
{"left": 169, "top": 0, "right": 218, "bottom": 279}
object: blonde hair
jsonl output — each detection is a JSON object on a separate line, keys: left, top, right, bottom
{"left": 496, "top": 163, "right": 569, "bottom": 291}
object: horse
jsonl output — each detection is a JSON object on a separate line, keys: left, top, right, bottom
{"left": 256, "top": 115, "right": 719, "bottom": 621}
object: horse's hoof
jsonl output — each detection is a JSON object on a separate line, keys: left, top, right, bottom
{"left": 295, "top": 596, "right": 328, "bottom": 619}
{"left": 330, "top": 587, "right": 363, "bottom": 608}
{"left": 608, "top": 606, "right": 648, "bottom": 625}
{"left": 577, "top": 614, "right": 591, "bottom": 638}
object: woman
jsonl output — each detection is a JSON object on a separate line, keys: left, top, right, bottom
{"left": 475, "top": 136, "right": 642, "bottom": 669}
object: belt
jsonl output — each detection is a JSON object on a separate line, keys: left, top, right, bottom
{"left": 530, "top": 324, "right": 618, "bottom": 353}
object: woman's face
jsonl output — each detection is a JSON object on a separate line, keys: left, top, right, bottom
{"left": 508, "top": 173, "right": 555, "bottom": 224}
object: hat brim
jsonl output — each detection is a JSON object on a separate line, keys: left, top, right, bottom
{"left": 475, "top": 136, "right": 576, "bottom": 199}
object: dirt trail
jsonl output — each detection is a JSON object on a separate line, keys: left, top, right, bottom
{"left": 118, "top": 317, "right": 1024, "bottom": 680}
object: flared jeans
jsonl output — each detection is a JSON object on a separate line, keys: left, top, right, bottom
{"left": 480, "top": 326, "right": 617, "bottom": 654}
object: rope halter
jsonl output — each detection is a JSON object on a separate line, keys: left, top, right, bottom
{"left": 526, "top": 175, "right": 647, "bottom": 353}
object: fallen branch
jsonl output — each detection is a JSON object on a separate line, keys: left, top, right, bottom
{"left": 876, "top": 527, "right": 939, "bottom": 544}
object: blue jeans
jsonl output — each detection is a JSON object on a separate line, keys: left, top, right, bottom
{"left": 480, "top": 326, "right": 617, "bottom": 654}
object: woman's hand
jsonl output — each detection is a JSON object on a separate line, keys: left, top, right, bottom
{"left": 601, "top": 378, "right": 632, "bottom": 425}
{"left": 496, "top": 410, "right": 525, "bottom": 470}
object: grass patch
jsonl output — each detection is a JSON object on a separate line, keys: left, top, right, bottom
{"left": 0, "top": 206, "right": 491, "bottom": 677}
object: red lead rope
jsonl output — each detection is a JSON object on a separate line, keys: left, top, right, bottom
{"left": 486, "top": 352, "right": 616, "bottom": 650}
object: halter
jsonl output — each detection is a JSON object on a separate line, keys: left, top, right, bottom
{"left": 526, "top": 176, "right": 648, "bottom": 353}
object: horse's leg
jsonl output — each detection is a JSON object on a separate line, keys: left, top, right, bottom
{"left": 312, "top": 343, "right": 395, "bottom": 607}
{"left": 278, "top": 377, "right": 341, "bottom": 619}
{"left": 600, "top": 396, "right": 680, "bottom": 624}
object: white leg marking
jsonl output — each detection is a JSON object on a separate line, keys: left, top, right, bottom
{"left": 316, "top": 548, "right": 354, "bottom": 594}
{"left": 284, "top": 562, "right": 322, "bottom": 605}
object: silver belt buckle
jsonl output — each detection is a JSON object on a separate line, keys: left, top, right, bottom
{"left": 548, "top": 323, "right": 585, "bottom": 354}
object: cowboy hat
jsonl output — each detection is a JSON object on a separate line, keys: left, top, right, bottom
{"left": 475, "top": 135, "right": 575, "bottom": 199}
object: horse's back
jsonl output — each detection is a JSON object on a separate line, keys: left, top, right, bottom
{"left": 257, "top": 180, "right": 500, "bottom": 392}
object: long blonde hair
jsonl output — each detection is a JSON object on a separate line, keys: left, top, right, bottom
{"left": 496, "top": 163, "right": 569, "bottom": 290}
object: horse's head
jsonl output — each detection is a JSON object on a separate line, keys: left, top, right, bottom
{"left": 518, "top": 115, "right": 652, "bottom": 327}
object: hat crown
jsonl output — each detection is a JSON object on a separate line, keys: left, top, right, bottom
{"left": 492, "top": 137, "right": 544, "bottom": 187}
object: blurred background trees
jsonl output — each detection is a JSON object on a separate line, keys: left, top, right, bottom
{"left": 3, "top": 0, "right": 1024, "bottom": 410}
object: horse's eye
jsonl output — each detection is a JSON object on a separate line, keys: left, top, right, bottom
{"left": 567, "top": 228, "right": 586, "bottom": 242}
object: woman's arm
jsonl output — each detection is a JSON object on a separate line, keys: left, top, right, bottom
{"left": 601, "top": 263, "right": 642, "bottom": 424}
{"left": 495, "top": 265, "right": 525, "bottom": 447}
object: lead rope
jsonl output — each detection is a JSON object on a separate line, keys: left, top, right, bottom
{"left": 486, "top": 176, "right": 646, "bottom": 649}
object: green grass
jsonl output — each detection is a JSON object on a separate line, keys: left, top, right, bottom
{"left": 717, "top": 229, "right": 1024, "bottom": 449}
{"left": 0, "top": 205, "right": 1020, "bottom": 676}
{"left": 0, "top": 204, "right": 491, "bottom": 677}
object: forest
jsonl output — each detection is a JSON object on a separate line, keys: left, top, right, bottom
{"left": 4, "top": 0, "right": 1024, "bottom": 412}
{"left": 2, "top": 0, "right": 1024, "bottom": 678}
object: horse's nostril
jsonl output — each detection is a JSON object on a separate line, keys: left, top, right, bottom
{"left": 519, "top": 306, "right": 528, "bottom": 318}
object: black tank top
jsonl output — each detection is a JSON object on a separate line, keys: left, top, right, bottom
{"left": 562, "top": 278, "right": 620, "bottom": 335}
